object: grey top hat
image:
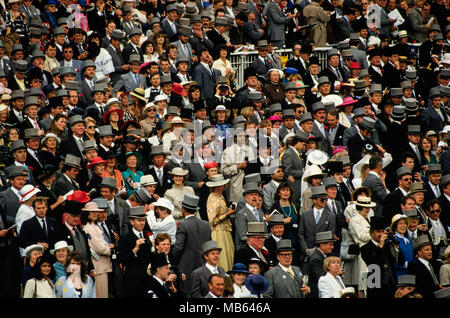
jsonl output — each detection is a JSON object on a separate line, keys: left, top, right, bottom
{"left": 312, "top": 101, "right": 326, "bottom": 113}
{"left": 300, "top": 112, "right": 313, "bottom": 123}
{"left": 179, "top": 26, "right": 191, "bottom": 37}
{"left": 440, "top": 174, "right": 450, "bottom": 187}
{"left": 27, "top": 87, "right": 42, "bottom": 97}
{"left": 429, "top": 86, "right": 441, "bottom": 98}
{"left": 407, "top": 124, "right": 421, "bottom": 135}
{"left": 354, "top": 80, "right": 366, "bottom": 90}
{"left": 23, "top": 128, "right": 40, "bottom": 139}
{"left": 100, "top": 177, "right": 117, "bottom": 189}
{"left": 283, "top": 108, "right": 295, "bottom": 118}
{"left": 256, "top": 40, "right": 269, "bottom": 48}
{"left": 24, "top": 96, "right": 39, "bottom": 108}
{"left": 400, "top": 80, "right": 412, "bottom": 89}
{"left": 433, "top": 33, "right": 444, "bottom": 41}
{"left": 111, "top": 29, "right": 126, "bottom": 41}
{"left": 65, "top": 81, "right": 80, "bottom": 91}
{"left": 249, "top": 91, "right": 264, "bottom": 101}
{"left": 51, "top": 67, "right": 60, "bottom": 76}
{"left": 69, "top": 115, "right": 84, "bottom": 127}
{"left": 63, "top": 154, "right": 81, "bottom": 169}
{"left": 98, "top": 125, "right": 114, "bottom": 137}
{"left": 405, "top": 69, "right": 418, "bottom": 80}
{"left": 404, "top": 209, "right": 419, "bottom": 219}
{"left": 12, "top": 44, "right": 24, "bottom": 53}
{"left": 426, "top": 164, "right": 441, "bottom": 175}
{"left": 397, "top": 275, "right": 415, "bottom": 287}
{"left": 296, "top": 131, "right": 310, "bottom": 143}
{"left": 55, "top": 89, "right": 68, "bottom": 98}
{"left": 269, "top": 103, "right": 282, "bottom": 114}
{"left": 327, "top": 48, "right": 340, "bottom": 58}
{"left": 245, "top": 222, "right": 267, "bottom": 237}
{"left": 236, "top": 2, "right": 249, "bottom": 12}
{"left": 396, "top": 166, "right": 412, "bottom": 178}
{"left": 11, "top": 90, "right": 25, "bottom": 100}
{"left": 200, "top": 11, "right": 211, "bottom": 19}
{"left": 201, "top": 240, "right": 222, "bottom": 255}
{"left": 180, "top": 193, "right": 200, "bottom": 212}
{"left": 53, "top": 27, "right": 65, "bottom": 36}
{"left": 179, "top": 17, "right": 191, "bottom": 27}
{"left": 129, "top": 206, "right": 146, "bottom": 218}
{"left": 390, "top": 87, "right": 403, "bottom": 97}
{"left": 441, "top": 85, "right": 450, "bottom": 97}
{"left": 11, "top": 139, "right": 26, "bottom": 152}
{"left": 359, "top": 117, "right": 376, "bottom": 131}
{"left": 214, "top": 17, "right": 228, "bottom": 26}
{"left": 434, "top": 287, "right": 450, "bottom": 298}
{"left": 160, "top": 75, "right": 172, "bottom": 85}
{"left": 349, "top": 33, "right": 359, "bottom": 41}
{"left": 190, "top": 14, "right": 202, "bottom": 23}
{"left": 7, "top": 165, "right": 27, "bottom": 178}
{"left": 92, "top": 198, "right": 108, "bottom": 210}
{"left": 121, "top": 5, "right": 131, "bottom": 13}
{"left": 15, "top": 60, "right": 28, "bottom": 73}
{"left": 413, "top": 235, "right": 432, "bottom": 251}
{"left": 440, "top": 69, "right": 450, "bottom": 78}
{"left": 276, "top": 239, "right": 294, "bottom": 253}
{"left": 245, "top": 173, "right": 261, "bottom": 184}
{"left": 31, "top": 49, "right": 45, "bottom": 59}
{"left": 185, "top": 2, "right": 198, "bottom": 14}
{"left": 409, "top": 182, "right": 426, "bottom": 194}
{"left": 166, "top": 3, "right": 177, "bottom": 12}
{"left": 338, "top": 155, "right": 351, "bottom": 166}
{"left": 323, "top": 177, "right": 337, "bottom": 188}
{"left": 311, "top": 185, "right": 327, "bottom": 198}
{"left": 215, "top": 75, "right": 227, "bottom": 85}
{"left": 82, "top": 60, "right": 96, "bottom": 71}
{"left": 284, "top": 82, "right": 297, "bottom": 91}
{"left": 404, "top": 98, "right": 418, "bottom": 112}
{"left": 369, "top": 83, "right": 382, "bottom": 94}
{"left": 243, "top": 182, "right": 261, "bottom": 196}
{"left": 315, "top": 231, "right": 335, "bottom": 244}
{"left": 268, "top": 212, "right": 285, "bottom": 226}
{"left": 358, "top": 69, "right": 370, "bottom": 79}
{"left": 151, "top": 144, "right": 166, "bottom": 156}
{"left": 318, "top": 76, "right": 331, "bottom": 87}
{"left": 341, "top": 49, "right": 353, "bottom": 58}
{"left": 82, "top": 139, "right": 97, "bottom": 152}
{"left": 60, "top": 66, "right": 76, "bottom": 77}
{"left": 391, "top": 105, "right": 406, "bottom": 121}
{"left": 129, "top": 28, "right": 142, "bottom": 37}
{"left": 134, "top": 187, "right": 153, "bottom": 204}
{"left": 353, "top": 108, "right": 366, "bottom": 118}
{"left": 129, "top": 54, "right": 141, "bottom": 64}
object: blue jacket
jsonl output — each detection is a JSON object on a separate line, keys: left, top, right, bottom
{"left": 55, "top": 275, "right": 96, "bottom": 298}
{"left": 393, "top": 234, "right": 414, "bottom": 279}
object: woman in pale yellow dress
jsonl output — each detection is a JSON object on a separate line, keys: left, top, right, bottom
{"left": 206, "top": 174, "right": 236, "bottom": 272}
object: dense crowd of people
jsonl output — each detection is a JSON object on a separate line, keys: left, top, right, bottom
{"left": 0, "top": 0, "right": 448, "bottom": 300}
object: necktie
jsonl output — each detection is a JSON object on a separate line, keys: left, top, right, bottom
{"left": 134, "top": 74, "right": 139, "bottom": 85}
{"left": 73, "top": 227, "right": 80, "bottom": 241}
{"left": 332, "top": 201, "right": 337, "bottom": 215}
{"left": 435, "top": 186, "right": 441, "bottom": 197}
{"left": 34, "top": 120, "right": 39, "bottom": 130}
{"left": 315, "top": 210, "right": 321, "bottom": 224}
{"left": 90, "top": 80, "right": 94, "bottom": 90}
{"left": 346, "top": 179, "right": 353, "bottom": 192}
{"left": 428, "top": 263, "right": 439, "bottom": 285}
{"left": 287, "top": 267, "right": 295, "bottom": 279}
{"left": 139, "top": 232, "right": 144, "bottom": 239}
{"left": 42, "top": 219, "right": 47, "bottom": 239}
{"left": 157, "top": 169, "right": 163, "bottom": 184}
{"left": 252, "top": 208, "right": 260, "bottom": 221}
{"left": 410, "top": 231, "right": 416, "bottom": 240}
{"left": 264, "top": 59, "right": 269, "bottom": 67}
{"left": 257, "top": 250, "right": 268, "bottom": 263}
{"left": 78, "top": 44, "right": 84, "bottom": 53}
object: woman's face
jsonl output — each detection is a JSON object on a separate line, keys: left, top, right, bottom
{"left": 30, "top": 250, "right": 42, "bottom": 264}
{"left": 55, "top": 248, "right": 68, "bottom": 263}
{"left": 147, "top": 106, "right": 157, "bottom": 118}
{"left": 88, "top": 211, "right": 98, "bottom": 222}
{"left": 9, "top": 129, "right": 19, "bottom": 141}
{"left": 214, "top": 185, "right": 225, "bottom": 193}
{"left": 156, "top": 35, "right": 165, "bottom": 44}
{"left": 45, "top": 137, "right": 58, "bottom": 149}
{"left": 144, "top": 184, "right": 156, "bottom": 195}
{"left": 248, "top": 263, "right": 261, "bottom": 275}
{"left": 173, "top": 175, "right": 184, "bottom": 186}
{"left": 279, "top": 187, "right": 291, "bottom": 200}
{"left": 126, "top": 155, "right": 138, "bottom": 169}
{"left": 220, "top": 48, "right": 228, "bottom": 58}
{"left": 109, "top": 111, "right": 120, "bottom": 122}
{"left": 232, "top": 272, "right": 247, "bottom": 285}
{"left": 328, "top": 260, "right": 341, "bottom": 276}
{"left": 0, "top": 110, "right": 7, "bottom": 122}
{"left": 272, "top": 121, "right": 280, "bottom": 129}
{"left": 40, "top": 262, "right": 52, "bottom": 277}
{"left": 307, "top": 141, "right": 317, "bottom": 150}
{"left": 270, "top": 71, "right": 280, "bottom": 83}
{"left": 396, "top": 219, "right": 407, "bottom": 234}
{"left": 359, "top": 207, "right": 370, "bottom": 217}
{"left": 146, "top": 43, "right": 154, "bottom": 55}
{"left": 94, "top": 163, "right": 106, "bottom": 174}
{"left": 384, "top": 104, "right": 393, "bottom": 115}
{"left": 155, "top": 239, "right": 171, "bottom": 255}
{"left": 191, "top": 89, "right": 201, "bottom": 100}
{"left": 421, "top": 138, "right": 431, "bottom": 151}
{"left": 217, "top": 110, "right": 226, "bottom": 122}
{"left": 86, "top": 121, "right": 96, "bottom": 135}
{"left": 91, "top": 37, "right": 100, "bottom": 46}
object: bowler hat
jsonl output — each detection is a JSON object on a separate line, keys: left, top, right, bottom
{"left": 201, "top": 240, "right": 222, "bottom": 255}
{"left": 311, "top": 101, "right": 326, "bottom": 113}
{"left": 359, "top": 117, "right": 376, "bottom": 131}
{"left": 82, "top": 140, "right": 97, "bottom": 153}
{"left": 369, "top": 216, "right": 385, "bottom": 231}
{"left": 82, "top": 60, "right": 96, "bottom": 71}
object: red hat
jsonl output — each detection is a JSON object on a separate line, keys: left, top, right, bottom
{"left": 204, "top": 161, "right": 219, "bottom": 170}
{"left": 338, "top": 96, "right": 358, "bottom": 107}
{"left": 350, "top": 61, "right": 361, "bottom": 69}
{"left": 102, "top": 107, "right": 124, "bottom": 123}
{"left": 171, "top": 82, "right": 187, "bottom": 97}
{"left": 67, "top": 190, "right": 91, "bottom": 203}
{"left": 86, "top": 157, "right": 108, "bottom": 169}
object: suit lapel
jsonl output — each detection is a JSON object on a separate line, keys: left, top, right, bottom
{"left": 276, "top": 266, "right": 296, "bottom": 298}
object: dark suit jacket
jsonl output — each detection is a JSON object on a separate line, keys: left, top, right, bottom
{"left": 439, "top": 194, "right": 450, "bottom": 229}
{"left": 408, "top": 258, "right": 441, "bottom": 298}
{"left": 421, "top": 105, "right": 448, "bottom": 133}
{"left": 161, "top": 18, "right": 179, "bottom": 42}
{"left": 382, "top": 62, "right": 402, "bottom": 89}
{"left": 141, "top": 275, "right": 174, "bottom": 298}
{"left": 328, "top": 123, "right": 346, "bottom": 146}
{"left": 18, "top": 216, "right": 57, "bottom": 249}
{"left": 234, "top": 244, "right": 271, "bottom": 271}
{"left": 0, "top": 188, "right": 21, "bottom": 226}
{"left": 319, "top": 66, "right": 348, "bottom": 87}
{"left": 193, "top": 63, "right": 221, "bottom": 102}
{"left": 184, "top": 161, "right": 206, "bottom": 191}
{"left": 298, "top": 206, "right": 336, "bottom": 254}
{"left": 206, "top": 28, "right": 227, "bottom": 60}
{"left": 190, "top": 264, "right": 225, "bottom": 298}
{"left": 59, "top": 135, "right": 86, "bottom": 165}
{"left": 382, "top": 188, "right": 406, "bottom": 224}
{"left": 249, "top": 58, "right": 270, "bottom": 76}
{"left": 172, "top": 215, "right": 211, "bottom": 293}
{"left": 144, "top": 166, "right": 172, "bottom": 197}
{"left": 119, "top": 230, "right": 153, "bottom": 297}
{"left": 286, "top": 57, "right": 308, "bottom": 80}
{"left": 105, "top": 45, "right": 126, "bottom": 85}
{"left": 307, "top": 248, "right": 326, "bottom": 298}
{"left": 25, "top": 150, "right": 44, "bottom": 181}
{"left": 368, "top": 65, "right": 385, "bottom": 87}
{"left": 264, "top": 235, "right": 280, "bottom": 267}
{"left": 52, "top": 173, "right": 79, "bottom": 197}
{"left": 362, "top": 173, "right": 389, "bottom": 217}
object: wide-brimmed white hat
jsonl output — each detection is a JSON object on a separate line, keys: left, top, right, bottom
{"left": 168, "top": 167, "right": 188, "bottom": 176}
{"left": 50, "top": 240, "right": 74, "bottom": 255}
{"left": 211, "top": 105, "right": 231, "bottom": 119}
{"left": 25, "top": 244, "right": 44, "bottom": 258}
{"left": 19, "top": 185, "right": 41, "bottom": 203}
{"left": 154, "top": 94, "right": 169, "bottom": 102}
{"left": 140, "top": 174, "right": 158, "bottom": 186}
{"left": 303, "top": 165, "right": 327, "bottom": 183}
{"left": 389, "top": 214, "right": 411, "bottom": 233}
{"left": 154, "top": 198, "right": 174, "bottom": 212}
{"left": 41, "top": 132, "right": 61, "bottom": 145}
{"left": 307, "top": 150, "right": 329, "bottom": 165}
{"left": 144, "top": 102, "right": 159, "bottom": 113}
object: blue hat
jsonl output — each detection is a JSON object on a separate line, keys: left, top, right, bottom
{"left": 284, "top": 67, "right": 299, "bottom": 75}
{"left": 244, "top": 274, "right": 269, "bottom": 295}
{"left": 48, "top": 0, "right": 58, "bottom": 4}
{"left": 227, "top": 263, "right": 250, "bottom": 275}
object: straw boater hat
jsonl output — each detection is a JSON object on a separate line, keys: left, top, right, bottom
{"left": 206, "top": 174, "right": 229, "bottom": 188}
{"left": 355, "top": 196, "right": 376, "bottom": 208}
{"left": 389, "top": 214, "right": 411, "bottom": 233}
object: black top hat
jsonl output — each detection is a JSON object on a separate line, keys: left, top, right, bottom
{"left": 369, "top": 216, "right": 385, "bottom": 231}
{"left": 150, "top": 252, "right": 170, "bottom": 271}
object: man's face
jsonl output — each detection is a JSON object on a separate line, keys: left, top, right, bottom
{"left": 130, "top": 218, "right": 146, "bottom": 232}
{"left": 208, "top": 276, "right": 224, "bottom": 297}
{"left": 370, "top": 56, "right": 381, "bottom": 66}
{"left": 277, "top": 251, "right": 293, "bottom": 267}
{"left": 342, "top": 165, "right": 351, "bottom": 178}
{"left": 10, "top": 175, "right": 26, "bottom": 189}
{"left": 93, "top": 92, "right": 104, "bottom": 103}
{"left": 272, "top": 168, "right": 284, "bottom": 182}
{"left": 283, "top": 118, "right": 295, "bottom": 129}
{"left": 319, "top": 242, "right": 334, "bottom": 254}
{"left": 200, "top": 51, "right": 212, "bottom": 63}
{"left": 13, "top": 149, "right": 27, "bottom": 163}
{"left": 204, "top": 250, "right": 220, "bottom": 266}
{"left": 409, "top": 218, "right": 419, "bottom": 231}
{"left": 245, "top": 192, "right": 259, "bottom": 206}
{"left": 285, "top": 90, "right": 296, "bottom": 101}
{"left": 55, "top": 34, "right": 66, "bottom": 45}
{"left": 427, "top": 203, "right": 441, "bottom": 221}
{"left": 401, "top": 198, "right": 416, "bottom": 211}
{"left": 314, "top": 110, "right": 326, "bottom": 123}
{"left": 26, "top": 138, "right": 40, "bottom": 151}
{"left": 301, "top": 120, "right": 313, "bottom": 133}
{"left": 326, "top": 186, "right": 337, "bottom": 199}
{"left": 68, "top": 90, "right": 78, "bottom": 105}
{"left": 100, "top": 135, "right": 113, "bottom": 147}
{"left": 398, "top": 174, "right": 412, "bottom": 190}
{"left": 411, "top": 192, "right": 424, "bottom": 205}
{"left": 402, "top": 158, "right": 414, "bottom": 171}
{"left": 65, "top": 213, "right": 80, "bottom": 227}
{"left": 160, "top": 61, "right": 170, "bottom": 73}
{"left": 34, "top": 201, "right": 47, "bottom": 218}
{"left": 72, "top": 123, "right": 85, "bottom": 136}
{"left": 418, "top": 245, "right": 433, "bottom": 261}
{"left": 84, "top": 67, "right": 96, "bottom": 79}
{"left": 309, "top": 64, "right": 319, "bottom": 75}
{"left": 270, "top": 224, "right": 284, "bottom": 237}
{"left": 100, "top": 187, "right": 114, "bottom": 200}
{"left": 326, "top": 114, "right": 338, "bottom": 128}
{"left": 161, "top": 83, "right": 172, "bottom": 95}
{"left": 329, "top": 55, "right": 340, "bottom": 67}
{"left": 63, "top": 47, "right": 74, "bottom": 61}
{"left": 407, "top": 134, "right": 421, "bottom": 145}
{"left": 370, "top": 229, "right": 384, "bottom": 243}
{"left": 428, "top": 173, "right": 442, "bottom": 186}
{"left": 313, "top": 196, "right": 327, "bottom": 209}
{"left": 247, "top": 235, "right": 265, "bottom": 250}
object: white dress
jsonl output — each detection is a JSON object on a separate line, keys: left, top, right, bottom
{"left": 232, "top": 283, "right": 253, "bottom": 298}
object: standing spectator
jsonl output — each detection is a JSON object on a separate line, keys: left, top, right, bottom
{"left": 264, "top": 0, "right": 294, "bottom": 48}
{"left": 303, "top": 0, "right": 331, "bottom": 47}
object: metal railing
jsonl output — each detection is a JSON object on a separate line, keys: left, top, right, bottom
{"left": 229, "top": 47, "right": 331, "bottom": 87}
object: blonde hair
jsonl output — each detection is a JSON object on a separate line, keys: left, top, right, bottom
{"left": 323, "top": 256, "right": 341, "bottom": 272}
{"left": 240, "top": 106, "right": 254, "bottom": 120}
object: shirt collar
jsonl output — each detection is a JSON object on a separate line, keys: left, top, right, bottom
{"left": 153, "top": 275, "right": 165, "bottom": 286}
{"left": 132, "top": 228, "right": 143, "bottom": 238}
{"left": 246, "top": 203, "right": 257, "bottom": 211}
{"left": 205, "top": 262, "right": 218, "bottom": 273}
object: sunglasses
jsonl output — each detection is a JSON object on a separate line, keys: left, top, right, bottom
{"left": 87, "top": 125, "right": 95, "bottom": 129}
{"left": 278, "top": 253, "right": 292, "bottom": 257}
{"left": 430, "top": 209, "right": 441, "bottom": 214}
{"left": 318, "top": 197, "right": 327, "bottom": 202}
{"left": 402, "top": 178, "right": 412, "bottom": 182}
{"left": 148, "top": 108, "right": 157, "bottom": 112}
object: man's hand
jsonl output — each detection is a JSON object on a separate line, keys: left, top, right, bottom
{"left": 38, "top": 242, "right": 49, "bottom": 250}
{"left": 0, "top": 229, "right": 8, "bottom": 238}
{"left": 133, "top": 238, "right": 146, "bottom": 254}
{"left": 226, "top": 206, "right": 237, "bottom": 217}
{"left": 121, "top": 64, "right": 130, "bottom": 71}
{"left": 379, "top": 233, "right": 387, "bottom": 248}
{"left": 284, "top": 217, "right": 292, "bottom": 224}
{"left": 300, "top": 285, "right": 310, "bottom": 295}
{"left": 417, "top": 224, "right": 428, "bottom": 231}
{"left": 237, "top": 162, "right": 247, "bottom": 169}
{"left": 288, "top": 175, "right": 295, "bottom": 183}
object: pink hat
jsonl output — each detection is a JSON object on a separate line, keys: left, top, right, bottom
{"left": 338, "top": 97, "right": 358, "bottom": 107}
{"left": 269, "top": 115, "right": 282, "bottom": 122}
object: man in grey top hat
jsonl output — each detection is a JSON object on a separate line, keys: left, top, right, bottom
{"left": 80, "top": 60, "right": 97, "bottom": 106}
{"left": 0, "top": 166, "right": 28, "bottom": 225}
{"left": 172, "top": 194, "right": 211, "bottom": 294}
{"left": 347, "top": 116, "right": 377, "bottom": 163}
{"left": 8, "top": 140, "right": 35, "bottom": 185}
{"left": 59, "top": 115, "right": 87, "bottom": 163}
{"left": 113, "top": 54, "right": 147, "bottom": 94}
{"left": 172, "top": 28, "right": 194, "bottom": 70}
{"left": 421, "top": 86, "right": 448, "bottom": 133}
{"left": 52, "top": 154, "right": 81, "bottom": 197}
{"left": 382, "top": 166, "right": 413, "bottom": 224}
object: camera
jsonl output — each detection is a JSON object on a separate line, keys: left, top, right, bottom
{"left": 228, "top": 202, "right": 236, "bottom": 210}
{"left": 107, "top": 213, "right": 120, "bottom": 235}
{"left": 386, "top": 231, "right": 400, "bottom": 245}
